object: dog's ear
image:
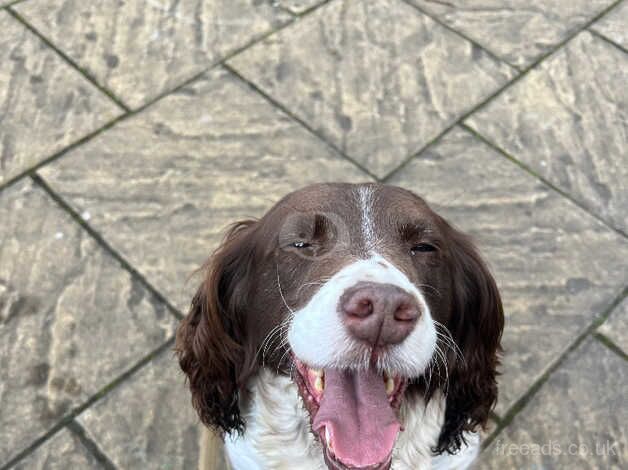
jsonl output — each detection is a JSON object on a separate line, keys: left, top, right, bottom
{"left": 436, "top": 227, "right": 504, "bottom": 454}
{"left": 175, "top": 220, "right": 258, "bottom": 435}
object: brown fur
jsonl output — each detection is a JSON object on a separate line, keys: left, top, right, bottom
{"left": 175, "top": 183, "right": 504, "bottom": 455}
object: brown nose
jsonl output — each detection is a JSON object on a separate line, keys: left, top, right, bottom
{"left": 340, "top": 282, "right": 420, "bottom": 345}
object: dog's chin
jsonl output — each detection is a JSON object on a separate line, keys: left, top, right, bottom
{"left": 322, "top": 449, "right": 392, "bottom": 470}
{"left": 292, "top": 356, "right": 408, "bottom": 470}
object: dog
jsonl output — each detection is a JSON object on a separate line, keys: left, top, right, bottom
{"left": 176, "top": 182, "right": 504, "bottom": 470}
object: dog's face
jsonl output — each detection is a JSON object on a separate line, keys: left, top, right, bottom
{"left": 177, "top": 183, "right": 503, "bottom": 470}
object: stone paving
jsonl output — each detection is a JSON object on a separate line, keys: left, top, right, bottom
{"left": 0, "top": 0, "right": 626, "bottom": 468}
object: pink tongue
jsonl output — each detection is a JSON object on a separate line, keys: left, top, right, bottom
{"left": 312, "top": 368, "right": 400, "bottom": 468}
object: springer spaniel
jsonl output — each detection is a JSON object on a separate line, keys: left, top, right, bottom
{"left": 177, "top": 183, "right": 504, "bottom": 470}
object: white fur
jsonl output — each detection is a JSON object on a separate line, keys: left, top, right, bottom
{"left": 432, "top": 432, "right": 480, "bottom": 470}
{"left": 225, "top": 370, "right": 325, "bottom": 470}
{"left": 357, "top": 185, "right": 376, "bottom": 248}
{"left": 287, "top": 255, "right": 437, "bottom": 377}
{"left": 225, "top": 370, "right": 480, "bottom": 469}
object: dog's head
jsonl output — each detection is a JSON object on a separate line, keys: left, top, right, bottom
{"left": 176, "top": 183, "right": 503, "bottom": 469}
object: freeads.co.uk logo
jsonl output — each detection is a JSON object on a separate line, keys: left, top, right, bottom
{"left": 493, "top": 438, "right": 619, "bottom": 458}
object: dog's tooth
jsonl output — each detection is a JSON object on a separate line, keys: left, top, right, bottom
{"left": 315, "top": 375, "right": 324, "bottom": 392}
{"left": 325, "top": 427, "right": 332, "bottom": 449}
{"left": 311, "top": 368, "right": 323, "bottom": 377}
{"left": 386, "top": 376, "right": 395, "bottom": 395}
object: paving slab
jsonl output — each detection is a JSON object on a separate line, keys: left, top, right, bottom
{"left": 598, "top": 297, "right": 628, "bottom": 354}
{"left": 9, "top": 428, "right": 106, "bottom": 470}
{"left": 276, "top": 0, "right": 327, "bottom": 15}
{"left": 409, "top": 0, "right": 616, "bottom": 68}
{"left": 0, "top": 11, "right": 122, "bottom": 185}
{"left": 0, "top": 180, "right": 176, "bottom": 466}
{"left": 15, "top": 0, "right": 292, "bottom": 109}
{"left": 388, "top": 127, "right": 628, "bottom": 415}
{"left": 77, "top": 350, "right": 201, "bottom": 469}
{"left": 478, "top": 337, "right": 627, "bottom": 469}
{"left": 39, "top": 67, "right": 371, "bottom": 311}
{"left": 592, "top": 0, "right": 628, "bottom": 49}
{"left": 228, "top": 0, "right": 515, "bottom": 178}
{"left": 467, "top": 31, "right": 628, "bottom": 234}
{"left": 1, "top": 0, "right": 24, "bottom": 7}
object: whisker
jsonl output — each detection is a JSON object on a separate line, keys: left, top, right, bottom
{"left": 424, "top": 359, "right": 433, "bottom": 392}
{"left": 416, "top": 283, "right": 442, "bottom": 298}
{"left": 259, "top": 320, "right": 291, "bottom": 363}
{"left": 277, "top": 346, "right": 295, "bottom": 374}
{"left": 256, "top": 320, "right": 290, "bottom": 367}
{"left": 295, "top": 277, "right": 333, "bottom": 296}
{"left": 433, "top": 344, "right": 450, "bottom": 396}
{"left": 435, "top": 332, "right": 463, "bottom": 363}
{"left": 254, "top": 265, "right": 297, "bottom": 370}
{"left": 433, "top": 321, "right": 464, "bottom": 364}
{"left": 276, "top": 264, "right": 295, "bottom": 315}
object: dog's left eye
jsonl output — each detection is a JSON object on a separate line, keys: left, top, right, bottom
{"left": 411, "top": 243, "right": 437, "bottom": 254}
{"left": 292, "top": 241, "right": 312, "bottom": 249}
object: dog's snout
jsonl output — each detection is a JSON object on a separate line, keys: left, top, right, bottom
{"left": 340, "top": 282, "right": 420, "bottom": 345}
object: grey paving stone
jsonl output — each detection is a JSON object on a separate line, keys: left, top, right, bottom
{"left": 598, "top": 297, "right": 628, "bottom": 354}
{"left": 228, "top": 0, "right": 515, "bottom": 179}
{"left": 10, "top": 428, "right": 106, "bottom": 470}
{"left": 478, "top": 338, "right": 627, "bottom": 469}
{"left": 409, "top": 0, "right": 616, "bottom": 68}
{"left": 276, "top": 0, "right": 326, "bottom": 15}
{"left": 39, "top": 67, "right": 371, "bottom": 311}
{"left": 15, "top": 0, "right": 292, "bottom": 109}
{"left": 0, "top": 180, "right": 176, "bottom": 466}
{"left": 467, "top": 31, "right": 628, "bottom": 234}
{"left": 483, "top": 418, "right": 498, "bottom": 440}
{"left": 77, "top": 350, "right": 201, "bottom": 469}
{"left": 0, "top": 11, "right": 122, "bottom": 185}
{"left": 1, "top": 0, "right": 25, "bottom": 7}
{"left": 592, "top": 0, "right": 628, "bottom": 49}
{"left": 388, "top": 127, "right": 628, "bottom": 415}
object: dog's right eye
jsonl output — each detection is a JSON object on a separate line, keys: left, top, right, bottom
{"left": 410, "top": 242, "right": 437, "bottom": 254}
{"left": 292, "top": 241, "right": 312, "bottom": 249}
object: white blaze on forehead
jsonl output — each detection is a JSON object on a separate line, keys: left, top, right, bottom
{"left": 357, "top": 186, "right": 376, "bottom": 249}
{"left": 287, "top": 254, "right": 437, "bottom": 376}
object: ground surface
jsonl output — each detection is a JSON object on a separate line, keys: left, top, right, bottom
{"left": 0, "top": 0, "right": 626, "bottom": 469}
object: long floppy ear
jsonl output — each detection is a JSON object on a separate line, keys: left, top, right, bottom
{"left": 435, "top": 227, "right": 504, "bottom": 454}
{"left": 175, "top": 220, "right": 258, "bottom": 435}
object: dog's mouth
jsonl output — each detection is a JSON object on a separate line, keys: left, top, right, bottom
{"left": 293, "top": 357, "right": 407, "bottom": 470}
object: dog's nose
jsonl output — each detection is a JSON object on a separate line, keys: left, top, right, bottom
{"left": 340, "top": 282, "right": 420, "bottom": 345}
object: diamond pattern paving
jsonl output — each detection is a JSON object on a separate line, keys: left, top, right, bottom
{"left": 276, "top": 0, "right": 328, "bottom": 15}
{"left": 228, "top": 0, "right": 515, "bottom": 178}
{"left": 598, "top": 297, "right": 628, "bottom": 354}
{"left": 409, "top": 0, "right": 616, "bottom": 67}
{"left": 9, "top": 428, "right": 106, "bottom": 470}
{"left": 0, "top": 10, "right": 122, "bottom": 185}
{"left": 592, "top": 0, "right": 628, "bottom": 49}
{"left": 388, "top": 127, "right": 628, "bottom": 414}
{"left": 0, "top": 180, "right": 176, "bottom": 467}
{"left": 39, "top": 67, "right": 371, "bottom": 310}
{"left": 467, "top": 31, "right": 628, "bottom": 234}
{"left": 77, "top": 350, "right": 200, "bottom": 469}
{"left": 478, "top": 337, "right": 627, "bottom": 469}
{"left": 2, "top": 0, "right": 628, "bottom": 467}
{"left": 15, "top": 0, "right": 292, "bottom": 109}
